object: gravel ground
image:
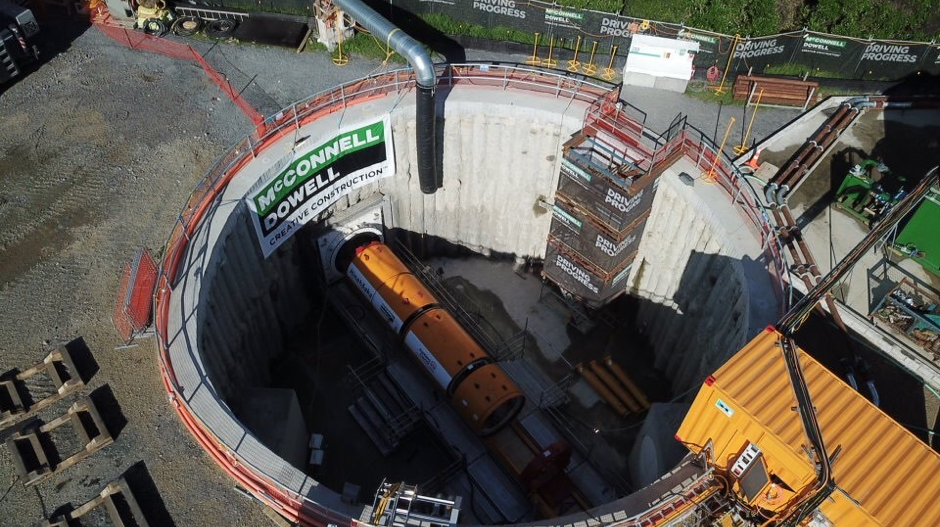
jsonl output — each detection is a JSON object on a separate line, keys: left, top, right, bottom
{"left": 181, "top": 41, "right": 802, "bottom": 149}
{"left": 0, "top": 21, "right": 281, "bottom": 527}
{"left": 0, "top": 18, "right": 857, "bottom": 527}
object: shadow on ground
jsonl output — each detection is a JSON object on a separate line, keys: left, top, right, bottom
{"left": 0, "top": 17, "right": 90, "bottom": 96}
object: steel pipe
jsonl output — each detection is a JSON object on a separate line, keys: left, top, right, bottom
{"left": 334, "top": 0, "right": 439, "bottom": 194}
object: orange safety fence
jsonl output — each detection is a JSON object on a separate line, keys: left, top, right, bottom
{"left": 112, "top": 247, "right": 158, "bottom": 344}
{"left": 92, "top": 14, "right": 264, "bottom": 128}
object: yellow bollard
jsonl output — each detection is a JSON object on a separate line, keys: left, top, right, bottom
{"left": 542, "top": 35, "right": 558, "bottom": 68}
{"left": 600, "top": 44, "right": 618, "bottom": 81}
{"left": 526, "top": 32, "right": 541, "bottom": 66}
{"left": 703, "top": 117, "right": 736, "bottom": 183}
{"left": 714, "top": 34, "right": 739, "bottom": 94}
{"left": 566, "top": 36, "right": 582, "bottom": 73}
{"left": 332, "top": 35, "right": 348, "bottom": 66}
{"left": 582, "top": 41, "right": 599, "bottom": 76}
{"left": 734, "top": 88, "right": 764, "bottom": 155}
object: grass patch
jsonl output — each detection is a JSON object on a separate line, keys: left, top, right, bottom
{"left": 330, "top": 33, "right": 409, "bottom": 64}
{"left": 555, "top": 0, "right": 624, "bottom": 11}
{"left": 419, "top": 13, "right": 538, "bottom": 46}
{"left": 763, "top": 63, "right": 843, "bottom": 79}
{"left": 685, "top": 84, "right": 745, "bottom": 106}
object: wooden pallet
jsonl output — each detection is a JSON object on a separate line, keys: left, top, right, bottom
{"left": 0, "top": 346, "right": 84, "bottom": 430}
{"left": 7, "top": 395, "right": 113, "bottom": 486}
{"left": 44, "top": 476, "right": 151, "bottom": 527}
{"left": 732, "top": 75, "right": 818, "bottom": 109}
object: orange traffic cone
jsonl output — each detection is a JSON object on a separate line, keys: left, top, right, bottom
{"left": 744, "top": 148, "right": 763, "bottom": 171}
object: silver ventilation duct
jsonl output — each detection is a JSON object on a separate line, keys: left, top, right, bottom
{"left": 334, "top": 0, "right": 439, "bottom": 194}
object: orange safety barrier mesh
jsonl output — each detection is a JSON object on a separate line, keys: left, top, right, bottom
{"left": 112, "top": 247, "right": 158, "bottom": 343}
{"left": 93, "top": 14, "right": 264, "bottom": 127}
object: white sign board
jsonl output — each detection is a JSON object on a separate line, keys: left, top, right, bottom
{"left": 624, "top": 34, "right": 699, "bottom": 81}
{"left": 247, "top": 116, "right": 395, "bottom": 257}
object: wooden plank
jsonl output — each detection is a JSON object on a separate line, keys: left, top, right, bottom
{"left": 7, "top": 431, "right": 50, "bottom": 485}
{"left": 8, "top": 396, "right": 113, "bottom": 487}
{"left": 732, "top": 75, "right": 818, "bottom": 106}
{"left": 45, "top": 477, "right": 151, "bottom": 527}
{"left": 0, "top": 347, "right": 85, "bottom": 431}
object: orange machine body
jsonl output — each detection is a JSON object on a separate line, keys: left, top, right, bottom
{"left": 346, "top": 242, "right": 436, "bottom": 333}
{"left": 451, "top": 363, "right": 525, "bottom": 435}
{"left": 676, "top": 329, "right": 940, "bottom": 526}
{"left": 346, "top": 242, "right": 524, "bottom": 436}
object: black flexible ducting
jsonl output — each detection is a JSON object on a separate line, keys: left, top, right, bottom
{"left": 416, "top": 85, "right": 438, "bottom": 193}
{"left": 172, "top": 16, "right": 202, "bottom": 37}
{"left": 334, "top": 0, "right": 440, "bottom": 195}
{"left": 205, "top": 19, "right": 237, "bottom": 39}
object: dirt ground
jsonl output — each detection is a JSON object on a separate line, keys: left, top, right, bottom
{"left": 0, "top": 19, "right": 314, "bottom": 526}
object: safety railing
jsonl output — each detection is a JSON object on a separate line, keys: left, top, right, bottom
{"left": 676, "top": 125, "right": 790, "bottom": 309}
{"left": 574, "top": 96, "right": 790, "bottom": 309}
{"left": 152, "top": 62, "right": 621, "bottom": 527}
{"left": 152, "top": 61, "right": 790, "bottom": 527}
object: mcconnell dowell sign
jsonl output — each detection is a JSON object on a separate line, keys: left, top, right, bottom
{"left": 248, "top": 116, "right": 395, "bottom": 257}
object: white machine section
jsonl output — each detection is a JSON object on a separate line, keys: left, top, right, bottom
{"left": 371, "top": 285, "right": 404, "bottom": 333}
{"left": 623, "top": 34, "right": 699, "bottom": 93}
{"left": 345, "top": 260, "right": 405, "bottom": 333}
{"left": 346, "top": 262, "right": 377, "bottom": 302}
{"left": 403, "top": 331, "right": 453, "bottom": 391}
{"left": 730, "top": 442, "right": 762, "bottom": 478}
{"left": 317, "top": 199, "right": 386, "bottom": 283}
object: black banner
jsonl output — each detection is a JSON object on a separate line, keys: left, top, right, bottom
{"left": 853, "top": 42, "right": 933, "bottom": 80}
{"left": 797, "top": 33, "right": 855, "bottom": 73}
{"left": 928, "top": 46, "right": 940, "bottom": 75}
{"left": 375, "top": 2, "right": 938, "bottom": 82}
{"left": 556, "top": 157, "right": 659, "bottom": 232}
{"left": 543, "top": 244, "right": 635, "bottom": 304}
{"left": 729, "top": 33, "right": 803, "bottom": 74}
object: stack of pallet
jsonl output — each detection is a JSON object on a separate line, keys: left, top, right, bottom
{"left": 44, "top": 477, "right": 150, "bottom": 527}
{"left": 733, "top": 75, "right": 819, "bottom": 107}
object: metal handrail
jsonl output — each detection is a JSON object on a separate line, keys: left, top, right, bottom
{"left": 152, "top": 61, "right": 792, "bottom": 527}
{"left": 151, "top": 62, "right": 622, "bottom": 527}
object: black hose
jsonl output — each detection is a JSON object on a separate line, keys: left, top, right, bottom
{"left": 142, "top": 18, "right": 167, "bottom": 37}
{"left": 205, "top": 19, "right": 237, "bottom": 39}
{"left": 172, "top": 16, "right": 203, "bottom": 37}
{"left": 416, "top": 85, "right": 438, "bottom": 194}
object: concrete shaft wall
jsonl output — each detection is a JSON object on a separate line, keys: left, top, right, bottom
{"left": 199, "top": 207, "right": 310, "bottom": 402}
{"left": 353, "top": 97, "right": 581, "bottom": 258}
{"left": 198, "top": 90, "right": 756, "bottom": 408}
{"left": 628, "top": 174, "right": 750, "bottom": 394}
{"left": 198, "top": 90, "right": 585, "bottom": 404}
{"left": 174, "top": 82, "right": 767, "bottom": 519}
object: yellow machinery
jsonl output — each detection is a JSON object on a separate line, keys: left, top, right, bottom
{"left": 135, "top": 0, "right": 172, "bottom": 35}
{"left": 676, "top": 328, "right": 940, "bottom": 525}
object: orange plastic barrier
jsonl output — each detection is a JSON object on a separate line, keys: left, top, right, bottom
{"left": 93, "top": 14, "right": 264, "bottom": 127}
